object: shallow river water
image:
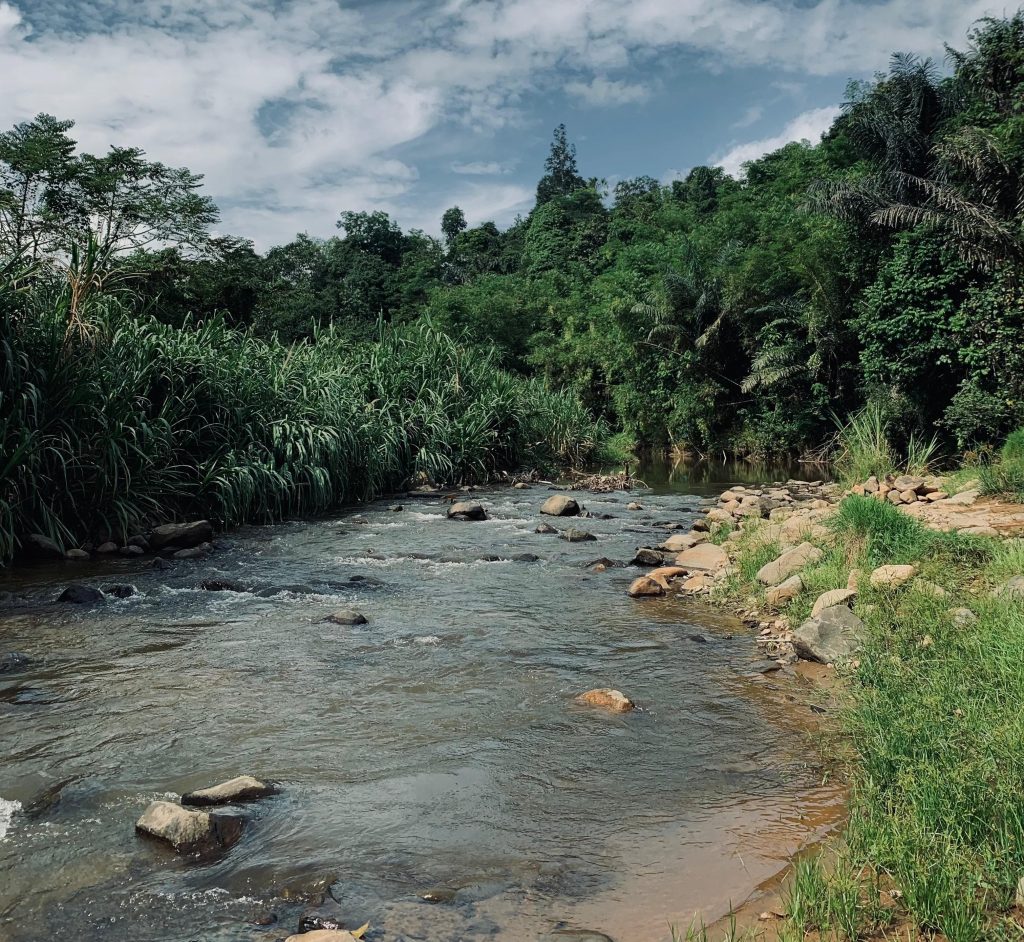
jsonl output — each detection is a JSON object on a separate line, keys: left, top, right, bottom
{"left": 0, "top": 464, "right": 840, "bottom": 942}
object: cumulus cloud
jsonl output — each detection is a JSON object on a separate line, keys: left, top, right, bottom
{"left": 0, "top": 0, "right": 1004, "bottom": 244}
{"left": 565, "top": 76, "right": 651, "bottom": 106}
{"left": 713, "top": 105, "right": 842, "bottom": 177}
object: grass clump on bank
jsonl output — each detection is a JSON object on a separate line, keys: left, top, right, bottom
{"left": 722, "top": 496, "right": 1024, "bottom": 941}
{"left": 0, "top": 280, "right": 603, "bottom": 563}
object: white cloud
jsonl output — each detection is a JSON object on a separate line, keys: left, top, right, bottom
{"left": 451, "top": 161, "right": 515, "bottom": 175}
{"left": 565, "top": 76, "right": 651, "bottom": 106}
{"left": 732, "top": 105, "right": 764, "bottom": 129}
{"left": 713, "top": 105, "right": 842, "bottom": 177}
{"left": 0, "top": 0, "right": 1005, "bottom": 244}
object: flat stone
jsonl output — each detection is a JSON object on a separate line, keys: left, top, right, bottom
{"left": 64, "top": 549, "right": 90, "bottom": 560}
{"left": 869, "top": 564, "right": 918, "bottom": 589}
{"left": 660, "top": 532, "right": 707, "bottom": 552}
{"left": 324, "top": 609, "right": 367, "bottom": 625}
{"left": 120, "top": 544, "right": 145, "bottom": 557}
{"left": 540, "top": 495, "right": 581, "bottom": 517}
{"left": 959, "top": 526, "right": 999, "bottom": 538}
{"left": 757, "top": 543, "right": 824, "bottom": 586}
{"left": 181, "top": 775, "right": 280, "bottom": 807}
{"left": 135, "top": 800, "right": 244, "bottom": 854}
{"left": 811, "top": 588, "right": 856, "bottom": 618}
{"left": 765, "top": 575, "right": 803, "bottom": 607}
{"left": 926, "top": 491, "right": 949, "bottom": 502}
{"left": 174, "top": 545, "right": 211, "bottom": 559}
{"left": 794, "top": 606, "right": 867, "bottom": 664}
{"left": 574, "top": 688, "right": 635, "bottom": 712}
{"left": 285, "top": 932, "right": 361, "bottom": 942}
{"left": 447, "top": 501, "right": 487, "bottom": 521}
{"left": 947, "top": 490, "right": 981, "bottom": 506}
{"left": 892, "top": 475, "right": 925, "bottom": 493}
{"left": 149, "top": 520, "right": 214, "bottom": 550}
{"left": 674, "top": 543, "right": 729, "bottom": 572}
{"left": 682, "top": 574, "right": 713, "bottom": 592}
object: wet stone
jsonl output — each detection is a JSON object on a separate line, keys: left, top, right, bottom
{"left": 181, "top": 774, "right": 280, "bottom": 807}
{"left": 324, "top": 610, "right": 368, "bottom": 626}
{"left": 57, "top": 585, "right": 105, "bottom": 605}
{"left": 0, "top": 652, "right": 31, "bottom": 674}
{"left": 560, "top": 528, "right": 596, "bottom": 543}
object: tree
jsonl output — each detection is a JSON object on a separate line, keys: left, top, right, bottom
{"left": 441, "top": 206, "right": 467, "bottom": 247}
{"left": 0, "top": 114, "right": 77, "bottom": 260}
{"left": 535, "top": 124, "right": 586, "bottom": 206}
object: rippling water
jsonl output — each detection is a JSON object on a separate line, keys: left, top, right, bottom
{"left": 0, "top": 466, "right": 840, "bottom": 942}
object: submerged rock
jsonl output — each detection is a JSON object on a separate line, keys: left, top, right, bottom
{"left": 447, "top": 501, "right": 487, "bottom": 521}
{"left": 57, "top": 584, "right": 105, "bottom": 605}
{"left": 135, "top": 800, "right": 244, "bottom": 854}
{"left": 149, "top": 520, "right": 214, "bottom": 550}
{"left": 628, "top": 576, "right": 665, "bottom": 598}
{"left": 560, "top": 528, "right": 596, "bottom": 543}
{"left": 0, "top": 652, "right": 31, "bottom": 674}
{"left": 535, "top": 523, "right": 558, "bottom": 535}
{"left": 794, "top": 606, "right": 866, "bottom": 664}
{"left": 512, "top": 552, "right": 540, "bottom": 562}
{"left": 324, "top": 609, "right": 368, "bottom": 626}
{"left": 181, "top": 775, "right": 280, "bottom": 807}
{"left": 630, "top": 548, "right": 665, "bottom": 567}
{"left": 574, "top": 688, "right": 635, "bottom": 713}
{"left": 173, "top": 543, "right": 213, "bottom": 560}
{"left": 540, "top": 495, "right": 581, "bottom": 517}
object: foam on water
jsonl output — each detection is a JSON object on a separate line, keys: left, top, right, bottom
{"left": 0, "top": 797, "right": 21, "bottom": 841}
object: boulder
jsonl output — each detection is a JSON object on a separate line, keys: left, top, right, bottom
{"left": 705, "top": 508, "right": 733, "bottom": 525}
{"left": 324, "top": 609, "right": 367, "bottom": 626}
{"left": 96, "top": 541, "right": 119, "bottom": 554}
{"left": 765, "top": 575, "right": 803, "bottom": 607}
{"left": 756, "top": 543, "right": 824, "bottom": 586}
{"left": 181, "top": 775, "right": 280, "bottom": 807}
{"left": 135, "top": 800, "right": 244, "bottom": 854}
{"left": 626, "top": 501, "right": 644, "bottom": 511}
{"left": 628, "top": 576, "right": 665, "bottom": 598}
{"left": 57, "top": 584, "right": 105, "bottom": 605}
{"left": 560, "top": 528, "right": 596, "bottom": 543}
{"left": 102, "top": 584, "right": 137, "bottom": 599}
{"left": 869, "top": 564, "right": 917, "bottom": 590}
{"left": 540, "top": 495, "right": 581, "bottom": 517}
{"left": 926, "top": 491, "right": 949, "bottom": 502}
{"left": 646, "top": 566, "right": 688, "bottom": 588}
{"left": 22, "top": 533, "right": 63, "bottom": 560}
{"left": 947, "top": 489, "right": 980, "bottom": 506}
{"left": 660, "top": 532, "right": 707, "bottom": 553}
{"left": 793, "top": 606, "right": 867, "bottom": 664}
{"left": 120, "top": 545, "right": 145, "bottom": 557}
{"left": 630, "top": 548, "right": 665, "bottom": 567}
{"left": 811, "top": 588, "right": 857, "bottom": 618}
{"left": 127, "top": 535, "right": 149, "bottom": 550}
{"left": 174, "top": 544, "right": 212, "bottom": 560}
{"left": 535, "top": 523, "right": 558, "bottom": 535}
{"left": 149, "top": 520, "right": 214, "bottom": 550}
{"left": 892, "top": 475, "right": 925, "bottom": 493}
{"left": 959, "top": 525, "right": 999, "bottom": 538}
{"left": 64, "top": 548, "right": 90, "bottom": 561}
{"left": 513, "top": 553, "right": 540, "bottom": 563}
{"left": 994, "top": 575, "right": 1024, "bottom": 601}
{"left": 682, "top": 574, "right": 713, "bottom": 592}
{"left": 674, "top": 543, "right": 729, "bottom": 573}
{"left": 574, "top": 688, "right": 635, "bottom": 712}
{"left": 447, "top": 501, "right": 487, "bottom": 521}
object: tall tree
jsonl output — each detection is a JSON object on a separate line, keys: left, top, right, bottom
{"left": 441, "top": 206, "right": 467, "bottom": 247}
{"left": 535, "top": 124, "right": 586, "bottom": 206}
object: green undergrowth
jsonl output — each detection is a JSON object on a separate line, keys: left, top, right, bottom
{"left": 0, "top": 285, "right": 603, "bottom": 562}
{"left": 979, "top": 428, "right": 1024, "bottom": 503}
{"left": 717, "top": 496, "right": 1024, "bottom": 942}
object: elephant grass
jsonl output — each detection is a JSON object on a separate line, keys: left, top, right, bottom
{"left": 0, "top": 284, "right": 602, "bottom": 561}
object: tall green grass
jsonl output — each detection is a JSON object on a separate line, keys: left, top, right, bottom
{"left": 832, "top": 402, "right": 940, "bottom": 485}
{"left": 979, "top": 426, "right": 1024, "bottom": 502}
{"left": 0, "top": 280, "right": 602, "bottom": 561}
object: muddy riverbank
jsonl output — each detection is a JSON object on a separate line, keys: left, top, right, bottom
{"left": 0, "top": 467, "right": 841, "bottom": 942}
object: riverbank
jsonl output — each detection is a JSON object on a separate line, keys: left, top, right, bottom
{"left": 634, "top": 474, "right": 1024, "bottom": 942}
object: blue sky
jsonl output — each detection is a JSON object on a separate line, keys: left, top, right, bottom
{"left": 0, "top": 0, "right": 1007, "bottom": 247}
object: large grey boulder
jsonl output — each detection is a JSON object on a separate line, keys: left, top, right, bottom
{"left": 22, "top": 533, "right": 63, "bottom": 560}
{"left": 794, "top": 606, "right": 867, "bottom": 664}
{"left": 149, "top": 520, "right": 214, "bottom": 550}
{"left": 447, "top": 501, "right": 487, "bottom": 521}
{"left": 57, "top": 584, "right": 105, "bottom": 605}
{"left": 540, "top": 495, "right": 581, "bottom": 517}
{"left": 135, "top": 800, "right": 244, "bottom": 854}
{"left": 756, "top": 542, "right": 823, "bottom": 586}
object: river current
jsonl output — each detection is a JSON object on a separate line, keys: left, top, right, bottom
{"left": 0, "top": 463, "right": 840, "bottom": 941}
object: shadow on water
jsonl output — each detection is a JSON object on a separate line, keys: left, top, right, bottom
{"left": 0, "top": 468, "right": 839, "bottom": 942}
{"left": 631, "top": 454, "right": 830, "bottom": 497}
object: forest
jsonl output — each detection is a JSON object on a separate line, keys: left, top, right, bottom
{"left": 2, "top": 12, "right": 1023, "bottom": 558}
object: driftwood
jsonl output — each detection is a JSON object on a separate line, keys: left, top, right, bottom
{"left": 566, "top": 468, "right": 647, "bottom": 493}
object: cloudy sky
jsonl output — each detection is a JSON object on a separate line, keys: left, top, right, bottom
{"left": 0, "top": 0, "right": 1005, "bottom": 247}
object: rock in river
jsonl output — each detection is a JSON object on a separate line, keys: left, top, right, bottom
{"left": 560, "top": 528, "right": 596, "bottom": 543}
{"left": 181, "top": 775, "right": 280, "bottom": 807}
{"left": 535, "top": 523, "right": 558, "bottom": 535}
{"left": 22, "top": 533, "right": 63, "bottom": 561}
{"left": 0, "top": 652, "right": 31, "bottom": 674}
{"left": 540, "top": 495, "right": 581, "bottom": 517}
{"left": 135, "top": 800, "right": 244, "bottom": 854}
{"left": 149, "top": 520, "right": 214, "bottom": 551}
{"left": 447, "top": 501, "right": 487, "bottom": 521}
{"left": 574, "top": 688, "right": 635, "bottom": 712}
{"left": 57, "top": 584, "right": 105, "bottom": 605}
{"left": 285, "top": 931, "right": 362, "bottom": 942}
{"left": 324, "top": 609, "right": 368, "bottom": 626}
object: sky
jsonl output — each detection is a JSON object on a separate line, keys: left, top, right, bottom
{"left": 0, "top": 0, "right": 1009, "bottom": 248}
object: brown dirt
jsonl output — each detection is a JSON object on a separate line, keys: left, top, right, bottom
{"left": 901, "top": 495, "right": 1024, "bottom": 535}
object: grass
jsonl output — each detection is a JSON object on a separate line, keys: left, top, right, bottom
{"left": 721, "top": 495, "right": 1024, "bottom": 942}
{"left": 977, "top": 426, "right": 1024, "bottom": 503}
{"left": 832, "top": 402, "right": 941, "bottom": 487}
{"left": 0, "top": 277, "right": 603, "bottom": 561}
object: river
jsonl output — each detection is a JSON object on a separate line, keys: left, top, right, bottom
{"left": 0, "top": 461, "right": 840, "bottom": 942}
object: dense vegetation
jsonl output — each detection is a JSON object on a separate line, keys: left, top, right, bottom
{"left": 3, "top": 12, "right": 1024, "bottom": 558}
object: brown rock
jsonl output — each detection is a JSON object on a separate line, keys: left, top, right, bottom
{"left": 135, "top": 800, "right": 244, "bottom": 854}
{"left": 674, "top": 543, "right": 730, "bottom": 573}
{"left": 181, "top": 775, "right": 280, "bottom": 807}
{"left": 660, "top": 532, "right": 707, "bottom": 552}
{"left": 811, "top": 588, "right": 856, "bottom": 617}
{"left": 574, "top": 688, "right": 635, "bottom": 712}
{"left": 628, "top": 576, "right": 665, "bottom": 598}
{"left": 540, "top": 495, "right": 581, "bottom": 517}
{"left": 869, "top": 564, "right": 918, "bottom": 589}
{"left": 757, "top": 543, "right": 823, "bottom": 586}
{"left": 765, "top": 575, "right": 803, "bottom": 607}
{"left": 149, "top": 520, "right": 214, "bottom": 550}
